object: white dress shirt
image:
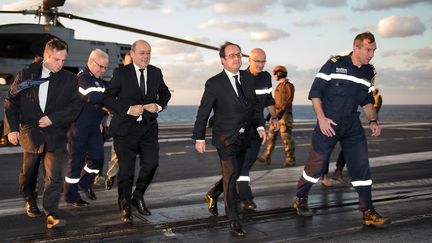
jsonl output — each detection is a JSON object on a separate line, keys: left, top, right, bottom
{"left": 38, "top": 65, "right": 51, "bottom": 112}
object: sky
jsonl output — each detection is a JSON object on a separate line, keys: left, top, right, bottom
{"left": 1, "top": 0, "right": 431, "bottom": 105}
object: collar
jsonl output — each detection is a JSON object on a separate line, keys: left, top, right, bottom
{"left": 224, "top": 69, "right": 239, "bottom": 78}
{"left": 133, "top": 63, "right": 147, "bottom": 72}
{"left": 41, "top": 63, "right": 52, "bottom": 78}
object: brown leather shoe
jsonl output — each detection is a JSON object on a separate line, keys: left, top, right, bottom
{"left": 243, "top": 199, "right": 257, "bottom": 210}
{"left": 105, "top": 176, "right": 115, "bottom": 190}
{"left": 230, "top": 220, "right": 246, "bottom": 237}
{"left": 25, "top": 200, "right": 42, "bottom": 218}
{"left": 47, "top": 213, "right": 66, "bottom": 229}
{"left": 121, "top": 205, "right": 133, "bottom": 224}
{"left": 205, "top": 192, "right": 218, "bottom": 216}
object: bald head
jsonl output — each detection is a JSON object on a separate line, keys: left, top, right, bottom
{"left": 248, "top": 48, "right": 267, "bottom": 75}
{"left": 131, "top": 40, "right": 151, "bottom": 69}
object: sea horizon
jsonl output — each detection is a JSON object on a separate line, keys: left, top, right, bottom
{"left": 158, "top": 104, "right": 432, "bottom": 123}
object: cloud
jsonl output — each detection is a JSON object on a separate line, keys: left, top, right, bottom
{"left": 119, "top": 0, "right": 163, "bottom": 9}
{"left": 293, "top": 15, "right": 346, "bottom": 28}
{"left": 312, "top": 0, "right": 347, "bottom": 7}
{"left": 381, "top": 50, "right": 403, "bottom": 58}
{"left": 153, "top": 40, "right": 197, "bottom": 55}
{"left": 175, "top": 52, "right": 204, "bottom": 63}
{"left": 213, "top": 0, "right": 277, "bottom": 15}
{"left": 292, "top": 19, "right": 321, "bottom": 27}
{"left": 321, "top": 15, "right": 347, "bottom": 22}
{"left": 377, "top": 16, "right": 426, "bottom": 38}
{"left": 181, "top": 0, "right": 211, "bottom": 8}
{"left": 159, "top": 57, "right": 223, "bottom": 104}
{"left": 411, "top": 47, "right": 432, "bottom": 61}
{"left": 352, "top": 0, "right": 431, "bottom": 11}
{"left": 405, "top": 47, "right": 432, "bottom": 67}
{"left": 201, "top": 19, "right": 290, "bottom": 41}
{"left": 1, "top": 0, "right": 39, "bottom": 10}
{"left": 282, "top": 0, "right": 346, "bottom": 12}
{"left": 281, "top": 0, "right": 311, "bottom": 12}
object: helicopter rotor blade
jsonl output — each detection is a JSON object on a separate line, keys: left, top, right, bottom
{"left": 59, "top": 12, "right": 218, "bottom": 52}
{"left": 0, "top": 6, "right": 249, "bottom": 57}
{"left": 0, "top": 10, "right": 38, "bottom": 15}
{"left": 58, "top": 12, "right": 249, "bottom": 57}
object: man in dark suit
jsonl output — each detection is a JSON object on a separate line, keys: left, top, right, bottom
{"left": 4, "top": 38, "right": 82, "bottom": 228}
{"left": 103, "top": 40, "right": 171, "bottom": 224}
{"left": 192, "top": 42, "right": 266, "bottom": 237}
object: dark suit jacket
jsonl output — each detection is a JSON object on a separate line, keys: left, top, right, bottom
{"left": 192, "top": 70, "right": 264, "bottom": 148}
{"left": 103, "top": 63, "right": 171, "bottom": 137}
{"left": 4, "top": 63, "right": 83, "bottom": 153}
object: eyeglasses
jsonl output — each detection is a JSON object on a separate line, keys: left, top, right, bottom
{"left": 93, "top": 60, "right": 108, "bottom": 70}
{"left": 226, "top": 53, "right": 242, "bottom": 59}
{"left": 252, "top": 59, "right": 266, "bottom": 64}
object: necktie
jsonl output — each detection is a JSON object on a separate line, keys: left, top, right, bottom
{"left": 139, "top": 68, "right": 146, "bottom": 96}
{"left": 234, "top": 75, "right": 247, "bottom": 106}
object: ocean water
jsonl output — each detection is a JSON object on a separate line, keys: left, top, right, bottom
{"left": 158, "top": 105, "right": 432, "bottom": 123}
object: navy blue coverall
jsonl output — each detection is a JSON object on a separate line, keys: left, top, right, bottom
{"left": 296, "top": 54, "right": 376, "bottom": 211}
{"left": 64, "top": 67, "right": 106, "bottom": 203}
{"left": 237, "top": 67, "right": 275, "bottom": 202}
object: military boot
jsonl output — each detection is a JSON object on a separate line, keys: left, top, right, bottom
{"left": 257, "top": 154, "right": 271, "bottom": 165}
{"left": 292, "top": 197, "right": 313, "bottom": 216}
{"left": 363, "top": 209, "right": 391, "bottom": 226}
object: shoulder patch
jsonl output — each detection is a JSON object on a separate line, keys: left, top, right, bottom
{"left": 330, "top": 55, "right": 340, "bottom": 63}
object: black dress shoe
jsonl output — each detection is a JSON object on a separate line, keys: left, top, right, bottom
{"left": 68, "top": 198, "right": 90, "bottom": 208}
{"left": 47, "top": 213, "right": 67, "bottom": 229}
{"left": 205, "top": 192, "right": 218, "bottom": 216}
{"left": 105, "top": 176, "right": 115, "bottom": 190}
{"left": 121, "top": 205, "right": 133, "bottom": 224}
{"left": 80, "top": 184, "right": 97, "bottom": 200}
{"left": 25, "top": 200, "right": 42, "bottom": 218}
{"left": 131, "top": 197, "right": 151, "bottom": 215}
{"left": 243, "top": 199, "right": 257, "bottom": 210}
{"left": 230, "top": 220, "right": 246, "bottom": 237}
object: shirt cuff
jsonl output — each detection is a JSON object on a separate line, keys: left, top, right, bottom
{"left": 156, "top": 104, "right": 162, "bottom": 113}
{"left": 257, "top": 126, "right": 265, "bottom": 131}
{"left": 196, "top": 140, "right": 205, "bottom": 142}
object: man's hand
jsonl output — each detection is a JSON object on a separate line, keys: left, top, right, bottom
{"left": 129, "top": 105, "right": 144, "bottom": 116}
{"left": 258, "top": 130, "right": 267, "bottom": 145}
{"left": 370, "top": 122, "right": 381, "bottom": 137}
{"left": 7, "top": 131, "right": 19, "bottom": 145}
{"left": 318, "top": 117, "right": 337, "bottom": 137}
{"left": 195, "top": 141, "right": 206, "bottom": 154}
{"left": 39, "top": 116, "right": 53, "bottom": 128}
{"left": 143, "top": 103, "right": 158, "bottom": 113}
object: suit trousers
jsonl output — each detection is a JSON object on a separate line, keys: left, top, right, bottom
{"left": 21, "top": 148, "right": 66, "bottom": 215}
{"left": 208, "top": 143, "right": 246, "bottom": 221}
{"left": 114, "top": 122, "right": 159, "bottom": 209}
{"left": 237, "top": 128, "right": 261, "bottom": 201}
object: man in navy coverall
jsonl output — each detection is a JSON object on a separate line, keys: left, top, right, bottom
{"left": 292, "top": 32, "right": 390, "bottom": 226}
{"left": 64, "top": 49, "right": 109, "bottom": 207}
